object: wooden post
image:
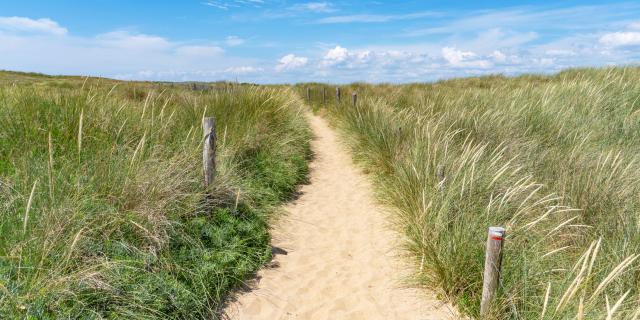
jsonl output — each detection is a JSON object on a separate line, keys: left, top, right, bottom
{"left": 202, "top": 117, "right": 216, "bottom": 189}
{"left": 322, "top": 87, "right": 326, "bottom": 104}
{"left": 352, "top": 92, "right": 357, "bottom": 106}
{"left": 481, "top": 227, "right": 506, "bottom": 317}
{"left": 336, "top": 87, "right": 341, "bottom": 103}
{"left": 306, "top": 87, "right": 311, "bottom": 101}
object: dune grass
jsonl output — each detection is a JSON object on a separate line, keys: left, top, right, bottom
{"left": 0, "top": 74, "right": 311, "bottom": 319}
{"left": 302, "top": 67, "right": 640, "bottom": 319}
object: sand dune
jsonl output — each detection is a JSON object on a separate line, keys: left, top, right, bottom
{"left": 222, "top": 114, "right": 456, "bottom": 319}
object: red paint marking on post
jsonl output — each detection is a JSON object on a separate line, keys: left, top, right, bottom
{"left": 491, "top": 236, "right": 504, "bottom": 241}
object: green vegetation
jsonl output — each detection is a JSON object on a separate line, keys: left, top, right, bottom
{"left": 0, "top": 74, "right": 311, "bottom": 319}
{"left": 303, "top": 67, "right": 640, "bottom": 319}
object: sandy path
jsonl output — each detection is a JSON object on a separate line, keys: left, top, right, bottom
{"left": 222, "top": 114, "right": 456, "bottom": 319}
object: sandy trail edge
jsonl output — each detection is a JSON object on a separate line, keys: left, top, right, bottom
{"left": 222, "top": 114, "right": 457, "bottom": 319}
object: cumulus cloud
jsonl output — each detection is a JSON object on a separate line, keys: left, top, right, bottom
{"left": 441, "top": 47, "right": 492, "bottom": 68}
{"left": 599, "top": 31, "right": 640, "bottom": 47}
{"left": 0, "top": 16, "right": 67, "bottom": 35}
{"left": 321, "top": 46, "right": 378, "bottom": 68}
{"left": 275, "top": 54, "right": 308, "bottom": 71}
{"left": 323, "top": 45, "right": 348, "bottom": 65}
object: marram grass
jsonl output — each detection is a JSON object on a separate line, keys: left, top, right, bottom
{"left": 0, "top": 75, "right": 311, "bottom": 319}
{"left": 303, "top": 67, "right": 640, "bottom": 319}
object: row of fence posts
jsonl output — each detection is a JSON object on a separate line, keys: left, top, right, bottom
{"left": 306, "top": 87, "right": 357, "bottom": 107}
{"left": 203, "top": 90, "right": 506, "bottom": 318}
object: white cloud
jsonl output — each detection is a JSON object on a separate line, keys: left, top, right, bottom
{"left": 405, "top": 4, "right": 639, "bottom": 37}
{"left": 599, "top": 32, "right": 640, "bottom": 47}
{"left": 628, "top": 21, "right": 640, "bottom": 30}
{"left": 491, "top": 50, "right": 506, "bottom": 62}
{"left": 202, "top": 1, "right": 230, "bottom": 10}
{"left": 442, "top": 47, "right": 475, "bottom": 64}
{"left": 203, "top": 0, "right": 264, "bottom": 10}
{"left": 315, "top": 11, "right": 437, "bottom": 24}
{"left": 441, "top": 47, "right": 491, "bottom": 68}
{"left": 0, "top": 16, "right": 67, "bottom": 35}
{"left": 0, "top": 18, "right": 256, "bottom": 82}
{"left": 320, "top": 45, "right": 378, "bottom": 68}
{"left": 96, "top": 31, "right": 171, "bottom": 51}
{"left": 289, "top": 2, "right": 335, "bottom": 13}
{"left": 225, "top": 35, "right": 245, "bottom": 46}
{"left": 275, "top": 54, "right": 308, "bottom": 71}
{"left": 323, "top": 45, "right": 349, "bottom": 65}
{"left": 225, "top": 66, "right": 263, "bottom": 74}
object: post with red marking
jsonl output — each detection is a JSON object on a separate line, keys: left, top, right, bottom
{"left": 480, "top": 226, "right": 506, "bottom": 317}
{"left": 352, "top": 92, "right": 357, "bottom": 106}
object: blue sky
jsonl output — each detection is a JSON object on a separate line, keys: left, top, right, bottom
{"left": 0, "top": 1, "right": 639, "bottom": 83}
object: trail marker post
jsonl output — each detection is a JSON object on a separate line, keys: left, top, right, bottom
{"left": 306, "top": 87, "right": 311, "bottom": 101}
{"left": 352, "top": 92, "right": 357, "bottom": 106}
{"left": 480, "top": 227, "right": 506, "bottom": 317}
{"left": 336, "top": 87, "right": 341, "bottom": 103}
{"left": 322, "top": 87, "right": 326, "bottom": 104}
{"left": 202, "top": 117, "right": 216, "bottom": 189}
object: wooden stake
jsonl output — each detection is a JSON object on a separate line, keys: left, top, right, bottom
{"left": 202, "top": 117, "right": 216, "bottom": 189}
{"left": 352, "top": 92, "right": 357, "bottom": 106}
{"left": 306, "top": 87, "right": 311, "bottom": 101}
{"left": 481, "top": 226, "right": 506, "bottom": 317}
{"left": 336, "top": 87, "right": 341, "bottom": 103}
{"left": 322, "top": 87, "right": 326, "bottom": 104}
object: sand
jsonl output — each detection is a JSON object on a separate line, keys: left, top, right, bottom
{"left": 222, "top": 114, "right": 457, "bottom": 319}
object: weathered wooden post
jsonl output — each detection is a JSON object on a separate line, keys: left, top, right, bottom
{"left": 352, "top": 92, "right": 357, "bottom": 106}
{"left": 306, "top": 87, "right": 311, "bottom": 101}
{"left": 481, "top": 227, "right": 506, "bottom": 317}
{"left": 322, "top": 87, "right": 326, "bottom": 104}
{"left": 336, "top": 87, "right": 341, "bottom": 103}
{"left": 202, "top": 117, "right": 216, "bottom": 189}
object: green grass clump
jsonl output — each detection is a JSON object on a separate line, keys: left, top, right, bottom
{"left": 302, "top": 67, "right": 640, "bottom": 319}
{"left": 0, "top": 75, "right": 310, "bottom": 319}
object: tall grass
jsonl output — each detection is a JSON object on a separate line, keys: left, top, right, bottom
{"left": 303, "top": 67, "right": 640, "bottom": 319}
{"left": 0, "top": 75, "right": 311, "bottom": 319}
